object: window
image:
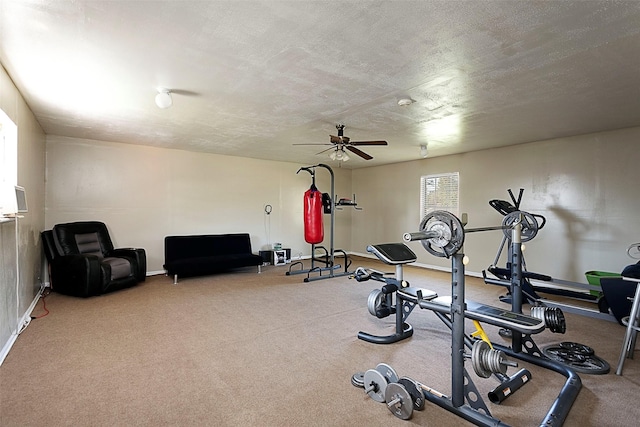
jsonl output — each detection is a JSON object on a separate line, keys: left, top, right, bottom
{"left": 420, "top": 172, "right": 459, "bottom": 220}
{"left": 0, "top": 108, "right": 18, "bottom": 216}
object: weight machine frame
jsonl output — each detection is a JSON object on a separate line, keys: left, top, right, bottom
{"left": 360, "top": 215, "right": 581, "bottom": 426}
{"left": 287, "top": 163, "right": 353, "bottom": 282}
{"left": 484, "top": 188, "right": 619, "bottom": 322}
{"left": 428, "top": 224, "right": 580, "bottom": 426}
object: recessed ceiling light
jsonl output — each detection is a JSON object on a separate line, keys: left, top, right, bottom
{"left": 397, "top": 97, "right": 414, "bottom": 106}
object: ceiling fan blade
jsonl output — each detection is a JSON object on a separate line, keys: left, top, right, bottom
{"left": 346, "top": 146, "right": 373, "bottom": 160}
{"left": 292, "top": 143, "right": 332, "bottom": 146}
{"left": 316, "top": 147, "right": 336, "bottom": 155}
{"left": 350, "top": 140, "right": 388, "bottom": 146}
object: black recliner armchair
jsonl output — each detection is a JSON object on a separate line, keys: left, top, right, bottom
{"left": 43, "top": 221, "right": 146, "bottom": 297}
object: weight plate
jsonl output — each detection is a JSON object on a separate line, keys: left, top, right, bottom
{"left": 419, "top": 211, "right": 465, "bottom": 258}
{"left": 397, "top": 377, "right": 425, "bottom": 411}
{"left": 542, "top": 344, "right": 610, "bottom": 374}
{"left": 597, "top": 296, "right": 611, "bottom": 314}
{"left": 502, "top": 211, "right": 539, "bottom": 242}
{"left": 531, "top": 306, "right": 566, "bottom": 334}
{"left": 425, "top": 220, "right": 452, "bottom": 248}
{"left": 545, "top": 308, "right": 566, "bottom": 334}
{"left": 375, "top": 363, "right": 399, "bottom": 384}
{"left": 351, "top": 372, "right": 364, "bottom": 388}
{"left": 367, "top": 289, "right": 384, "bottom": 317}
{"left": 385, "top": 382, "right": 414, "bottom": 420}
{"left": 363, "top": 369, "right": 388, "bottom": 402}
{"left": 559, "top": 341, "right": 594, "bottom": 356}
{"left": 471, "top": 340, "right": 492, "bottom": 378}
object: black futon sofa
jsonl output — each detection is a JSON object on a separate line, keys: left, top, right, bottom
{"left": 164, "top": 233, "right": 263, "bottom": 284}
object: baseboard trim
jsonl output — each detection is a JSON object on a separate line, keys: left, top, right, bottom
{"left": 147, "top": 270, "right": 166, "bottom": 276}
{"left": 0, "top": 284, "right": 45, "bottom": 367}
{"left": 0, "top": 333, "right": 18, "bottom": 367}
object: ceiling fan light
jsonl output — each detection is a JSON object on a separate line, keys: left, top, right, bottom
{"left": 342, "top": 150, "right": 350, "bottom": 161}
{"left": 329, "top": 150, "right": 338, "bottom": 160}
{"left": 155, "top": 89, "right": 173, "bottom": 109}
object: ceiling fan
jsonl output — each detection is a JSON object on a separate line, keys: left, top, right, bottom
{"left": 295, "top": 124, "right": 388, "bottom": 161}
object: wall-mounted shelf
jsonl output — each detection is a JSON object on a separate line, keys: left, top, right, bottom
{"left": 335, "top": 194, "right": 362, "bottom": 210}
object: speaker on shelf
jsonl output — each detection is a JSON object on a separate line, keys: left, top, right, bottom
{"left": 273, "top": 250, "right": 287, "bottom": 266}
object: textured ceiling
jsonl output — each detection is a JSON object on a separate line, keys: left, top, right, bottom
{"left": 1, "top": 0, "right": 640, "bottom": 169}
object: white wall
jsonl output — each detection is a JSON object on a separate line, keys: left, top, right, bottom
{"left": 45, "top": 127, "right": 640, "bottom": 283}
{"left": 352, "top": 127, "right": 640, "bottom": 283}
{"left": 45, "top": 136, "right": 353, "bottom": 273}
{"left": 0, "top": 63, "right": 46, "bottom": 363}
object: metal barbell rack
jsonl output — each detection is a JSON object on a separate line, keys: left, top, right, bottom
{"left": 374, "top": 211, "right": 581, "bottom": 426}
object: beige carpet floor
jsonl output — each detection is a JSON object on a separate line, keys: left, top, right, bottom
{"left": 1, "top": 257, "right": 639, "bottom": 426}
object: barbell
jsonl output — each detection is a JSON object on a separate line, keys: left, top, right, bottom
{"left": 403, "top": 210, "right": 540, "bottom": 258}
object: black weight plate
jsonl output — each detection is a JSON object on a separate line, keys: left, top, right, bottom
{"left": 418, "top": 211, "right": 464, "bottom": 258}
{"left": 351, "top": 372, "right": 364, "bottom": 388}
{"left": 597, "top": 296, "right": 611, "bottom": 314}
{"left": 397, "top": 377, "right": 425, "bottom": 411}
{"left": 559, "top": 341, "right": 594, "bottom": 356}
{"left": 542, "top": 344, "right": 610, "bottom": 374}
{"left": 545, "top": 308, "right": 567, "bottom": 334}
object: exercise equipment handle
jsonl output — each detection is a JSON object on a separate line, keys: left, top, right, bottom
{"left": 353, "top": 267, "right": 371, "bottom": 282}
{"left": 403, "top": 230, "right": 441, "bottom": 242}
{"left": 465, "top": 225, "right": 512, "bottom": 233}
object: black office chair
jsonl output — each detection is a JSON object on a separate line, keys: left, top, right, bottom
{"left": 43, "top": 221, "right": 146, "bottom": 297}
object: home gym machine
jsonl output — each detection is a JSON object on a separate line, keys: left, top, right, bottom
{"left": 287, "top": 164, "right": 352, "bottom": 282}
{"left": 481, "top": 189, "right": 613, "bottom": 373}
{"left": 353, "top": 211, "right": 581, "bottom": 426}
{"left": 483, "top": 188, "right": 628, "bottom": 324}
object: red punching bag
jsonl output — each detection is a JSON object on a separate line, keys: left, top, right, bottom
{"left": 304, "top": 186, "right": 324, "bottom": 244}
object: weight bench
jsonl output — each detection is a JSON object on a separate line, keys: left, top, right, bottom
{"left": 419, "top": 296, "right": 545, "bottom": 335}
{"left": 397, "top": 286, "right": 438, "bottom": 304}
{"left": 361, "top": 242, "right": 544, "bottom": 337}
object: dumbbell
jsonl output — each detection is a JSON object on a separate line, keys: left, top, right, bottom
{"left": 385, "top": 382, "right": 414, "bottom": 420}
{"left": 396, "top": 377, "right": 425, "bottom": 411}
{"left": 397, "top": 376, "right": 450, "bottom": 411}
{"left": 362, "top": 363, "right": 399, "bottom": 402}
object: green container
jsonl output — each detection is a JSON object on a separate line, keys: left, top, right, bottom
{"left": 585, "top": 271, "right": 621, "bottom": 296}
